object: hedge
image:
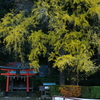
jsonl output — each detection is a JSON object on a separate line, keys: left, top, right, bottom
{"left": 50, "top": 85, "right": 61, "bottom": 96}
{"left": 81, "top": 86, "right": 100, "bottom": 99}
{"left": 50, "top": 85, "right": 100, "bottom": 99}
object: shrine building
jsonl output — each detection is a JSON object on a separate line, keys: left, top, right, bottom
{"left": 0, "top": 62, "right": 37, "bottom": 97}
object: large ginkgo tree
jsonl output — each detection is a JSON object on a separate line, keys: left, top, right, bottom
{"left": 0, "top": 0, "right": 100, "bottom": 84}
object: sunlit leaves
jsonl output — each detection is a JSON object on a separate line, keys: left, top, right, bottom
{"left": 53, "top": 54, "right": 75, "bottom": 71}
{"left": 0, "top": 0, "right": 100, "bottom": 73}
{"left": 0, "top": 11, "right": 36, "bottom": 62}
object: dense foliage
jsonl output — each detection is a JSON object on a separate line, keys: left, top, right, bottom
{"left": 0, "top": 0, "right": 100, "bottom": 84}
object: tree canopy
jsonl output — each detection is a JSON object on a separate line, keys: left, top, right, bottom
{"left": 0, "top": 0, "right": 100, "bottom": 74}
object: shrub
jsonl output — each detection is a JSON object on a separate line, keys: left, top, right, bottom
{"left": 90, "top": 86, "right": 100, "bottom": 99}
{"left": 59, "top": 85, "right": 82, "bottom": 97}
{"left": 50, "top": 85, "right": 100, "bottom": 99}
{"left": 81, "top": 86, "right": 100, "bottom": 99}
{"left": 81, "top": 86, "right": 91, "bottom": 98}
{"left": 50, "top": 85, "right": 61, "bottom": 96}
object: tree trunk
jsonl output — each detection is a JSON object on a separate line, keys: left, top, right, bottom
{"left": 70, "top": 71, "right": 78, "bottom": 85}
{"left": 59, "top": 48, "right": 65, "bottom": 85}
{"left": 59, "top": 70, "right": 65, "bottom": 85}
{"left": 47, "top": 44, "right": 53, "bottom": 75}
{"left": 48, "top": 61, "right": 52, "bottom": 75}
{"left": 71, "top": 72, "right": 77, "bottom": 85}
{"left": 97, "top": 50, "right": 100, "bottom": 78}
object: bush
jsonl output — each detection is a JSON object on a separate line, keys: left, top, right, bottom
{"left": 50, "top": 85, "right": 61, "bottom": 96}
{"left": 90, "top": 86, "right": 100, "bottom": 99}
{"left": 59, "top": 85, "right": 82, "bottom": 97}
{"left": 81, "top": 86, "right": 91, "bottom": 98}
{"left": 81, "top": 86, "right": 100, "bottom": 99}
{"left": 50, "top": 85, "right": 100, "bottom": 99}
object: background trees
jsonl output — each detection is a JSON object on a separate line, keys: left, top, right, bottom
{"left": 0, "top": 0, "right": 100, "bottom": 85}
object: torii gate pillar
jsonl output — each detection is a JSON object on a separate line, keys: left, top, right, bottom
{"left": 5, "top": 76, "right": 10, "bottom": 96}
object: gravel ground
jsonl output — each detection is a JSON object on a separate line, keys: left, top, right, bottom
{"left": 0, "top": 91, "right": 52, "bottom": 100}
{"left": 0, "top": 97, "right": 37, "bottom": 100}
{"left": 0, "top": 96, "right": 52, "bottom": 100}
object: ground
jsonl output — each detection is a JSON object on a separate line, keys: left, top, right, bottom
{"left": 0, "top": 91, "right": 52, "bottom": 100}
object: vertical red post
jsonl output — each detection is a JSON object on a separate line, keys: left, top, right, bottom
{"left": 26, "top": 70, "right": 29, "bottom": 93}
{"left": 26, "top": 76, "right": 29, "bottom": 92}
{"left": 6, "top": 76, "right": 9, "bottom": 92}
{"left": 6, "top": 70, "right": 10, "bottom": 93}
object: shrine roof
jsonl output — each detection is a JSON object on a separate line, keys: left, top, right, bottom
{"left": 10, "top": 70, "right": 37, "bottom": 74}
{"left": 0, "top": 62, "right": 38, "bottom": 75}
{"left": 0, "top": 62, "right": 34, "bottom": 69}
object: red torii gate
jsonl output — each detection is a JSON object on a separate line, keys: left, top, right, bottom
{"left": 0, "top": 62, "right": 37, "bottom": 97}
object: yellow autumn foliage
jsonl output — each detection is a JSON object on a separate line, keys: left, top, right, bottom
{"left": 0, "top": 0, "right": 100, "bottom": 72}
{"left": 59, "top": 85, "right": 82, "bottom": 97}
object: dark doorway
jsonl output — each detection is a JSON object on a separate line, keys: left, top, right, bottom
{"left": 9, "top": 76, "right": 33, "bottom": 91}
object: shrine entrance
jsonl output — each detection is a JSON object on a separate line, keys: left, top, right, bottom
{"left": 9, "top": 76, "right": 33, "bottom": 92}
{"left": 0, "top": 62, "right": 37, "bottom": 97}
